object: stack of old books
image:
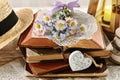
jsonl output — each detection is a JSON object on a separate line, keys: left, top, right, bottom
{"left": 18, "top": 9, "right": 111, "bottom": 78}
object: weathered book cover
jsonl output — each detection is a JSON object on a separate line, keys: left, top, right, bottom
{"left": 26, "top": 48, "right": 69, "bottom": 63}
{"left": 28, "top": 60, "right": 69, "bottom": 75}
{"left": 25, "top": 58, "right": 108, "bottom": 78}
{"left": 26, "top": 48, "right": 110, "bottom": 63}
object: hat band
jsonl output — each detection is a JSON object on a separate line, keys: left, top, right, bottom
{"left": 0, "top": 10, "right": 18, "bottom": 36}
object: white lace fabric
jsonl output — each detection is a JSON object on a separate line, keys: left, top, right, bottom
{"left": 51, "top": 10, "right": 98, "bottom": 46}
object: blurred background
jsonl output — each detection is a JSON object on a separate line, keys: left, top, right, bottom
{"left": 8, "top": 0, "right": 90, "bottom": 8}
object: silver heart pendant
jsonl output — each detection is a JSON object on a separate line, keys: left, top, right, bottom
{"left": 69, "top": 50, "right": 92, "bottom": 71}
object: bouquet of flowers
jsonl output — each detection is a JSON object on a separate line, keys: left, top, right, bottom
{"left": 38, "top": 6, "right": 86, "bottom": 42}
{"left": 33, "top": 0, "right": 98, "bottom": 46}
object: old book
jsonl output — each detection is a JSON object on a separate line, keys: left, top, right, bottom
{"left": 18, "top": 29, "right": 111, "bottom": 62}
{"left": 26, "top": 48, "right": 69, "bottom": 63}
{"left": 25, "top": 58, "right": 108, "bottom": 78}
{"left": 18, "top": 11, "right": 105, "bottom": 49}
{"left": 26, "top": 48, "right": 110, "bottom": 63}
{"left": 28, "top": 60, "right": 69, "bottom": 75}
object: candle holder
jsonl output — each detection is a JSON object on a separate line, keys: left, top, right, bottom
{"left": 95, "top": 0, "right": 120, "bottom": 34}
{"left": 102, "top": 17, "right": 110, "bottom": 25}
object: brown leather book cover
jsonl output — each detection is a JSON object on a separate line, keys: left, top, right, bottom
{"left": 29, "top": 60, "right": 69, "bottom": 75}
{"left": 26, "top": 48, "right": 69, "bottom": 63}
{"left": 25, "top": 58, "right": 108, "bottom": 78}
{"left": 66, "top": 26, "right": 105, "bottom": 49}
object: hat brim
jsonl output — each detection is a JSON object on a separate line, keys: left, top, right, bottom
{"left": 0, "top": 8, "right": 33, "bottom": 49}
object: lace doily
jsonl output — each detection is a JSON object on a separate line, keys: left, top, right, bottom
{"left": 52, "top": 10, "right": 98, "bottom": 46}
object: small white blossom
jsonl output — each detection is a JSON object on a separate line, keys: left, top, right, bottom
{"left": 70, "top": 19, "right": 78, "bottom": 30}
{"left": 55, "top": 20, "right": 67, "bottom": 31}
{"left": 34, "top": 22, "right": 45, "bottom": 36}
{"left": 65, "top": 17, "right": 73, "bottom": 25}
{"left": 43, "top": 15, "right": 51, "bottom": 23}
{"left": 79, "top": 24, "right": 87, "bottom": 33}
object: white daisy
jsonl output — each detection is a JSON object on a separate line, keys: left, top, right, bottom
{"left": 55, "top": 20, "right": 67, "bottom": 31}
{"left": 79, "top": 24, "right": 92, "bottom": 39}
{"left": 65, "top": 17, "right": 73, "bottom": 25}
{"left": 70, "top": 19, "right": 78, "bottom": 30}
{"left": 35, "top": 23, "right": 45, "bottom": 35}
{"left": 79, "top": 24, "right": 87, "bottom": 33}
{"left": 43, "top": 15, "right": 51, "bottom": 23}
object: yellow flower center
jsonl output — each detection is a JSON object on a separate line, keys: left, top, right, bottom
{"left": 38, "top": 30, "right": 43, "bottom": 33}
{"left": 54, "top": 35, "right": 59, "bottom": 39}
{"left": 71, "top": 22, "right": 75, "bottom": 27}
{"left": 67, "top": 20, "right": 71, "bottom": 24}
{"left": 80, "top": 26, "right": 85, "bottom": 31}
{"left": 58, "top": 23, "right": 63, "bottom": 28}
{"left": 36, "top": 24, "right": 41, "bottom": 29}
{"left": 45, "top": 16, "right": 49, "bottom": 21}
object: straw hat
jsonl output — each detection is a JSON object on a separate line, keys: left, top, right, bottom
{"left": 0, "top": 0, "right": 33, "bottom": 49}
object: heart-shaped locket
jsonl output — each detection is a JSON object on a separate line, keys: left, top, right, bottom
{"left": 69, "top": 50, "right": 92, "bottom": 71}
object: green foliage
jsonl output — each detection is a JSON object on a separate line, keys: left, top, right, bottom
{"left": 52, "top": 6, "right": 73, "bottom": 20}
